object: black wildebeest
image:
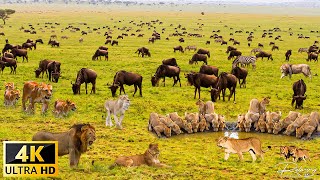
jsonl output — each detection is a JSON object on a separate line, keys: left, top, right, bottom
{"left": 256, "top": 51, "right": 273, "bottom": 60}
{"left": 258, "top": 43, "right": 264, "bottom": 48}
{"left": 48, "top": 39, "right": 60, "bottom": 47}
{"left": 2, "top": 43, "right": 21, "bottom": 54}
{"left": 111, "top": 40, "right": 118, "bottom": 46}
{"left": 1, "top": 56, "right": 17, "bottom": 74}
{"left": 211, "top": 72, "right": 237, "bottom": 102}
{"left": 108, "top": 70, "right": 143, "bottom": 97}
{"left": 226, "top": 46, "right": 237, "bottom": 54}
{"left": 185, "top": 72, "right": 218, "bottom": 99}
{"left": 197, "top": 48, "right": 210, "bottom": 58}
{"left": 199, "top": 65, "right": 219, "bottom": 76}
{"left": 271, "top": 45, "right": 279, "bottom": 51}
{"left": 173, "top": 46, "right": 184, "bottom": 53}
{"left": 71, "top": 68, "right": 97, "bottom": 94}
{"left": 11, "top": 48, "right": 28, "bottom": 62}
{"left": 292, "top": 79, "right": 307, "bottom": 109}
{"left": 98, "top": 46, "right": 108, "bottom": 51}
{"left": 35, "top": 59, "right": 53, "bottom": 78}
{"left": 105, "top": 39, "right": 112, "bottom": 45}
{"left": 22, "top": 42, "right": 36, "bottom": 50}
{"left": 35, "top": 39, "right": 44, "bottom": 44}
{"left": 162, "top": 58, "right": 178, "bottom": 66}
{"left": 47, "top": 61, "right": 61, "bottom": 83}
{"left": 227, "top": 50, "right": 242, "bottom": 60}
{"left": 231, "top": 67, "right": 247, "bottom": 88}
{"left": 189, "top": 54, "right": 207, "bottom": 65}
{"left": 92, "top": 49, "right": 108, "bottom": 61}
{"left": 135, "top": 47, "right": 151, "bottom": 57}
{"left": 285, "top": 50, "right": 292, "bottom": 61}
{"left": 233, "top": 40, "right": 240, "bottom": 45}
{"left": 151, "top": 65, "right": 181, "bottom": 87}
{"left": 307, "top": 52, "right": 318, "bottom": 62}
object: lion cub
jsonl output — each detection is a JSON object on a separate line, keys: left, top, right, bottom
{"left": 110, "top": 143, "right": 170, "bottom": 168}
{"left": 291, "top": 147, "right": 311, "bottom": 162}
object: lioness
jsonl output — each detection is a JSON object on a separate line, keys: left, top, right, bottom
{"left": 104, "top": 95, "right": 130, "bottom": 129}
{"left": 53, "top": 99, "right": 76, "bottom": 117}
{"left": 110, "top": 143, "right": 170, "bottom": 169}
{"left": 32, "top": 124, "right": 96, "bottom": 168}
{"left": 217, "top": 137, "right": 264, "bottom": 162}
{"left": 236, "top": 114, "right": 245, "bottom": 132}
{"left": 169, "top": 112, "right": 193, "bottom": 133}
{"left": 148, "top": 113, "right": 171, "bottom": 138}
{"left": 22, "top": 81, "right": 52, "bottom": 114}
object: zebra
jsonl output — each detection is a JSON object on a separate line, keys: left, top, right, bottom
{"left": 298, "top": 48, "right": 308, "bottom": 53}
{"left": 232, "top": 56, "right": 256, "bottom": 69}
{"left": 250, "top": 48, "right": 262, "bottom": 54}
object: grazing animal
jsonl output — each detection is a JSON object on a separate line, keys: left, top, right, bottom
{"left": 280, "top": 63, "right": 311, "bottom": 79}
{"left": 271, "top": 45, "right": 279, "bottom": 51}
{"left": 151, "top": 65, "right": 181, "bottom": 87}
{"left": 105, "top": 95, "right": 130, "bottom": 129}
{"left": 35, "top": 59, "right": 53, "bottom": 78}
{"left": 211, "top": 72, "right": 237, "bottom": 102}
{"left": 109, "top": 143, "right": 170, "bottom": 168}
{"left": 22, "top": 42, "right": 36, "bottom": 50}
{"left": 189, "top": 54, "right": 208, "bottom": 65}
{"left": 35, "top": 39, "right": 44, "bottom": 44}
{"left": 185, "top": 72, "right": 218, "bottom": 99}
{"left": 4, "top": 86, "right": 20, "bottom": 107}
{"left": 227, "top": 50, "right": 242, "bottom": 60}
{"left": 251, "top": 48, "right": 262, "bottom": 54}
{"left": 162, "top": 58, "right": 178, "bottom": 66}
{"left": 108, "top": 70, "right": 143, "bottom": 97}
{"left": 185, "top": 45, "right": 197, "bottom": 51}
{"left": 226, "top": 46, "right": 237, "bottom": 54}
{"left": 232, "top": 56, "right": 257, "bottom": 69}
{"left": 231, "top": 67, "right": 247, "bottom": 88}
{"left": 256, "top": 51, "right": 273, "bottom": 60}
{"left": 173, "top": 46, "right": 184, "bottom": 53}
{"left": 11, "top": 48, "right": 28, "bottom": 62}
{"left": 197, "top": 48, "right": 210, "bottom": 58}
{"left": 32, "top": 124, "right": 96, "bottom": 168}
{"left": 236, "top": 114, "right": 245, "bottom": 131}
{"left": 199, "top": 65, "right": 219, "bottom": 76}
{"left": 3, "top": 52, "right": 14, "bottom": 58}
{"left": 47, "top": 61, "right": 61, "bottom": 83}
{"left": 1, "top": 56, "right": 17, "bottom": 74}
{"left": 285, "top": 50, "right": 292, "bottom": 61}
{"left": 221, "top": 40, "right": 227, "bottom": 45}
{"left": 217, "top": 137, "right": 264, "bottom": 162}
{"left": 135, "top": 47, "right": 151, "bottom": 57}
{"left": 206, "top": 41, "right": 211, "bottom": 45}
{"left": 298, "top": 48, "right": 308, "bottom": 53}
{"left": 48, "top": 39, "right": 60, "bottom": 47}
{"left": 292, "top": 79, "right": 307, "bottom": 109}
{"left": 22, "top": 81, "right": 52, "bottom": 114}
{"left": 71, "top": 68, "right": 97, "bottom": 94}
{"left": 111, "top": 40, "right": 118, "bottom": 46}
{"left": 92, "top": 49, "right": 108, "bottom": 61}
{"left": 307, "top": 52, "right": 318, "bottom": 62}
{"left": 53, "top": 99, "right": 76, "bottom": 117}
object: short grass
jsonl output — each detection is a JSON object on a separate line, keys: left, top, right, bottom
{"left": 0, "top": 4, "right": 320, "bottom": 179}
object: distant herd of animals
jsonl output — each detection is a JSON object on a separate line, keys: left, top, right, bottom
{"left": 1, "top": 19, "right": 319, "bottom": 169}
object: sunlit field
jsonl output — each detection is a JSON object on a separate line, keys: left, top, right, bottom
{"left": 0, "top": 4, "right": 319, "bottom": 179}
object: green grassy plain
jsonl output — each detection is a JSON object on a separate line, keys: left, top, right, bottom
{"left": 0, "top": 4, "right": 320, "bottom": 179}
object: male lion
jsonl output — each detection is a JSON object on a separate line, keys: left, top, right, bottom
{"left": 109, "top": 143, "right": 170, "bottom": 169}
{"left": 53, "top": 99, "right": 77, "bottom": 118}
{"left": 32, "top": 123, "right": 96, "bottom": 168}
{"left": 104, "top": 95, "right": 130, "bottom": 129}
{"left": 22, "top": 81, "right": 52, "bottom": 114}
{"left": 217, "top": 137, "right": 264, "bottom": 162}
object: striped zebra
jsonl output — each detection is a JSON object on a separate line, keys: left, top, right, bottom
{"left": 232, "top": 56, "right": 256, "bottom": 69}
{"left": 250, "top": 48, "right": 262, "bottom": 54}
{"left": 298, "top": 48, "right": 308, "bottom": 53}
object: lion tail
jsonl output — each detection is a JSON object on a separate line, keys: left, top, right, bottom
{"left": 262, "top": 146, "right": 272, "bottom": 153}
{"left": 109, "top": 163, "right": 117, "bottom": 170}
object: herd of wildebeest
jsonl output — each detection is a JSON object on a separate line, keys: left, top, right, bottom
{"left": 0, "top": 18, "right": 319, "bottom": 141}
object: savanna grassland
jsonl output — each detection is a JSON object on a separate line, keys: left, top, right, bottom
{"left": 0, "top": 4, "right": 320, "bottom": 179}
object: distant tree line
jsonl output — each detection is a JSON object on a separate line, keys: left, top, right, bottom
{"left": 0, "top": 9, "right": 15, "bottom": 25}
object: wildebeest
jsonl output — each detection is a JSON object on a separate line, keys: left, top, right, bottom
{"left": 162, "top": 58, "right": 178, "bottom": 66}
{"left": 298, "top": 48, "right": 308, "bottom": 53}
{"left": 179, "top": 38, "right": 184, "bottom": 43}
{"left": 92, "top": 49, "right": 108, "bottom": 61}
{"left": 48, "top": 39, "right": 60, "bottom": 47}
{"left": 228, "top": 50, "right": 242, "bottom": 60}
{"left": 2, "top": 43, "right": 21, "bottom": 54}
{"left": 271, "top": 45, "right": 279, "bottom": 51}
{"left": 189, "top": 54, "right": 207, "bottom": 65}
{"left": 231, "top": 67, "right": 248, "bottom": 88}
{"left": 185, "top": 72, "right": 218, "bottom": 99}
{"left": 111, "top": 40, "right": 118, "bottom": 46}
{"left": 285, "top": 50, "right": 292, "bottom": 61}
{"left": 108, "top": 70, "right": 143, "bottom": 97}
{"left": 35, "top": 39, "right": 44, "bottom": 44}
{"left": 206, "top": 41, "right": 210, "bottom": 45}
{"left": 22, "top": 42, "right": 36, "bottom": 50}
{"left": 135, "top": 47, "right": 151, "bottom": 57}
{"left": 98, "top": 46, "right": 108, "bottom": 51}
{"left": 226, "top": 46, "right": 237, "bottom": 54}
{"left": 211, "top": 72, "right": 237, "bottom": 102}
{"left": 280, "top": 64, "right": 311, "bottom": 79}
{"left": 221, "top": 40, "right": 227, "bottom": 45}
{"left": 199, "top": 65, "right": 219, "bottom": 76}
{"left": 1, "top": 56, "right": 17, "bottom": 74}
{"left": 185, "top": 45, "right": 197, "bottom": 51}
{"left": 71, "top": 68, "right": 97, "bottom": 94}
{"left": 3, "top": 52, "right": 14, "bottom": 58}
{"left": 258, "top": 43, "right": 264, "bottom": 48}
{"left": 35, "top": 59, "right": 53, "bottom": 78}
{"left": 233, "top": 40, "right": 240, "bottom": 45}
{"left": 292, "top": 79, "right": 307, "bottom": 109}
{"left": 307, "top": 52, "right": 318, "bottom": 62}
{"left": 105, "top": 39, "right": 112, "bottom": 44}
{"left": 151, "top": 65, "right": 181, "bottom": 87}
{"left": 197, "top": 48, "right": 210, "bottom": 58}
{"left": 173, "top": 46, "right": 184, "bottom": 53}
{"left": 11, "top": 48, "right": 28, "bottom": 62}
{"left": 47, "top": 61, "right": 61, "bottom": 83}
{"left": 256, "top": 51, "right": 273, "bottom": 60}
